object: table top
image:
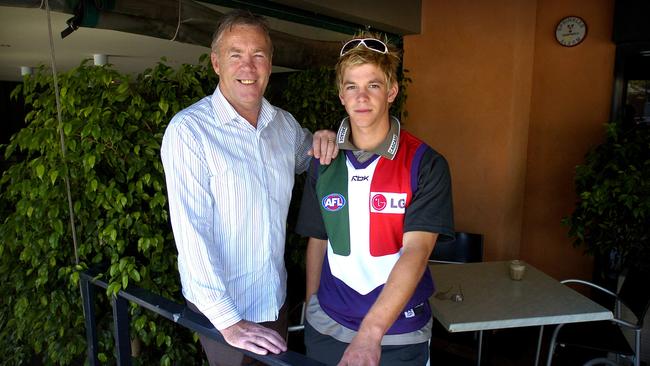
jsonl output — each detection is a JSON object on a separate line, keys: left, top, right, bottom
{"left": 428, "top": 261, "right": 613, "bottom": 332}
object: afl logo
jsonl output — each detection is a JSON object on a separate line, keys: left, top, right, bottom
{"left": 322, "top": 193, "right": 346, "bottom": 212}
{"left": 371, "top": 194, "right": 387, "bottom": 211}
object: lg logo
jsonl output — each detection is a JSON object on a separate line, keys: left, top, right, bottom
{"left": 371, "top": 194, "right": 387, "bottom": 211}
{"left": 370, "top": 192, "right": 407, "bottom": 214}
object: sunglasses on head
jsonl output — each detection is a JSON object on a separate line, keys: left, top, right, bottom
{"left": 340, "top": 38, "right": 388, "bottom": 57}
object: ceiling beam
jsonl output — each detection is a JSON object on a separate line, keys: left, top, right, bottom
{"left": 2, "top": 0, "right": 344, "bottom": 69}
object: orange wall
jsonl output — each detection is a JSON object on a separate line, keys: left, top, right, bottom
{"left": 522, "top": 0, "right": 615, "bottom": 279}
{"left": 403, "top": 0, "right": 615, "bottom": 279}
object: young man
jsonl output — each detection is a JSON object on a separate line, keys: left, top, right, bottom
{"left": 296, "top": 35, "right": 455, "bottom": 365}
{"left": 161, "top": 10, "right": 337, "bottom": 366}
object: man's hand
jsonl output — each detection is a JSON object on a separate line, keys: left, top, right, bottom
{"left": 337, "top": 333, "right": 381, "bottom": 366}
{"left": 220, "top": 320, "right": 287, "bottom": 355}
{"left": 309, "top": 130, "right": 339, "bottom": 165}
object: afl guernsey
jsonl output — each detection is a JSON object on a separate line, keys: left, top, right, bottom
{"left": 296, "top": 124, "right": 454, "bottom": 336}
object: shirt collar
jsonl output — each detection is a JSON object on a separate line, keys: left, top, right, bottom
{"left": 336, "top": 116, "right": 401, "bottom": 160}
{"left": 211, "top": 85, "right": 276, "bottom": 129}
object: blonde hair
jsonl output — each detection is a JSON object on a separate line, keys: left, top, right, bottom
{"left": 335, "top": 33, "right": 402, "bottom": 92}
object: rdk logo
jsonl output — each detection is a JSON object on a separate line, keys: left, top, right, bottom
{"left": 370, "top": 192, "right": 407, "bottom": 214}
{"left": 322, "top": 193, "right": 346, "bottom": 212}
{"left": 351, "top": 176, "right": 369, "bottom": 182}
{"left": 337, "top": 126, "right": 348, "bottom": 143}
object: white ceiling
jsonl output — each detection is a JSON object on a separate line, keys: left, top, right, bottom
{"left": 0, "top": 5, "right": 350, "bottom": 82}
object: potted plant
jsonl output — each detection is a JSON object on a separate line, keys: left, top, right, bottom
{"left": 0, "top": 58, "right": 216, "bottom": 365}
{"left": 563, "top": 122, "right": 650, "bottom": 286}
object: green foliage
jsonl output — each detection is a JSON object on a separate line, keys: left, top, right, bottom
{"left": 563, "top": 122, "right": 650, "bottom": 272}
{"left": 280, "top": 66, "right": 347, "bottom": 132}
{"left": 0, "top": 55, "right": 216, "bottom": 365}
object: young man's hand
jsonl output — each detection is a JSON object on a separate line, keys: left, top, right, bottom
{"left": 337, "top": 332, "right": 381, "bottom": 366}
{"left": 309, "top": 130, "right": 339, "bottom": 165}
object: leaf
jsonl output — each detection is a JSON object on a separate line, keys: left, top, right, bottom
{"left": 71, "top": 271, "right": 79, "bottom": 285}
{"left": 110, "top": 264, "right": 118, "bottom": 277}
{"left": 135, "top": 315, "right": 146, "bottom": 331}
{"left": 49, "top": 169, "right": 59, "bottom": 185}
{"left": 117, "top": 81, "right": 129, "bottom": 95}
{"left": 102, "top": 73, "right": 112, "bottom": 86}
{"left": 85, "top": 154, "right": 96, "bottom": 169}
{"left": 159, "top": 99, "right": 169, "bottom": 114}
{"left": 63, "top": 122, "right": 73, "bottom": 135}
{"left": 131, "top": 268, "right": 141, "bottom": 282}
{"left": 35, "top": 164, "right": 45, "bottom": 179}
{"left": 156, "top": 332, "right": 165, "bottom": 347}
{"left": 14, "top": 296, "right": 29, "bottom": 317}
{"left": 161, "top": 354, "right": 171, "bottom": 366}
{"left": 107, "top": 282, "right": 122, "bottom": 296}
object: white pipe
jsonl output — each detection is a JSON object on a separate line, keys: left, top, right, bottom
{"left": 93, "top": 54, "right": 107, "bottom": 66}
{"left": 20, "top": 66, "right": 33, "bottom": 76}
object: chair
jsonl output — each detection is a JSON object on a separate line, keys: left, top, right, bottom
{"left": 429, "top": 231, "right": 484, "bottom": 362}
{"left": 546, "top": 267, "right": 650, "bottom": 366}
{"left": 429, "top": 231, "right": 484, "bottom": 263}
{"left": 287, "top": 301, "right": 306, "bottom": 333}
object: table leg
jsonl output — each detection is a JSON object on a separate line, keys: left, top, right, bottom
{"left": 535, "top": 325, "right": 544, "bottom": 366}
{"left": 476, "top": 330, "right": 483, "bottom": 366}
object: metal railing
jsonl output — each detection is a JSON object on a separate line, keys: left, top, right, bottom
{"left": 80, "top": 268, "right": 324, "bottom": 365}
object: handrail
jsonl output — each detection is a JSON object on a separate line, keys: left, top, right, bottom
{"left": 80, "top": 268, "right": 324, "bottom": 366}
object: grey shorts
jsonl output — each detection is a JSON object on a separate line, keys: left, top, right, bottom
{"left": 304, "top": 321, "right": 429, "bottom": 366}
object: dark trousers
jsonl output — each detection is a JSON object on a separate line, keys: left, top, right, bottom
{"left": 304, "top": 321, "right": 429, "bottom": 366}
{"left": 187, "top": 300, "right": 288, "bottom": 366}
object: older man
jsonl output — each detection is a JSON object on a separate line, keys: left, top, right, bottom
{"left": 161, "top": 9, "right": 337, "bottom": 366}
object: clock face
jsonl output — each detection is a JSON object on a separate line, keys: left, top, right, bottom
{"left": 555, "top": 16, "right": 587, "bottom": 47}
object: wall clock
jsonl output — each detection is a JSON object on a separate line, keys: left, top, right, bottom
{"left": 555, "top": 16, "right": 587, "bottom": 47}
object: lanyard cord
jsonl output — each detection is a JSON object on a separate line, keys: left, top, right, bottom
{"left": 44, "top": 0, "right": 80, "bottom": 265}
{"left": 170, "top": 0, "right": 182, "bottom": 41}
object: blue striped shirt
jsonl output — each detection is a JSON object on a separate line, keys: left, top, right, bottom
{"left": 161, "top": 86, "right": 312, "bottom": 330}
